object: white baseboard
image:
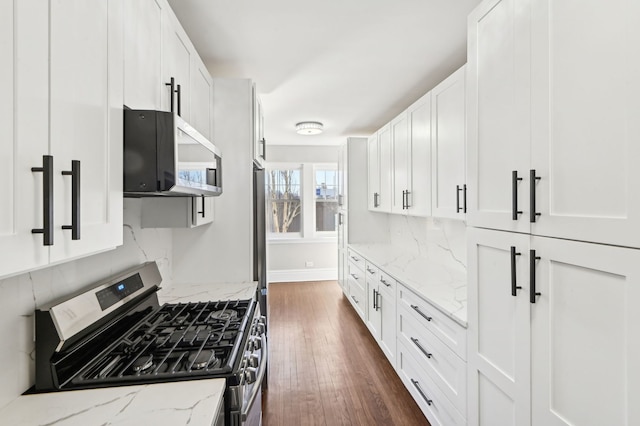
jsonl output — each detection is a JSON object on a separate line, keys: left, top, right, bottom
{"left": 268, "top": 268, "right": 337, "bottom": 283}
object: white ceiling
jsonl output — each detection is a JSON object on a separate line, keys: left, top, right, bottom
{"left": 168, "top": 0, "right": 481, "bottom": 146}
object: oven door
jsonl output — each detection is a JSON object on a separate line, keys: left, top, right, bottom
{"left": 240, "top": 333, "right": 267, "bottom": 426}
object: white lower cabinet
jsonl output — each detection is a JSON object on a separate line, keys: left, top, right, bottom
{"left": 398, "top": 340, "right": 466, "bottom": 426}
{"left": 365, "top": 265, "right": 396, "bottom": 367}
{"left": 344, "top": 248, "right": 467, "bottom": 425}
{"left": 467, "top": 227, "right": 640, "bottom": 426}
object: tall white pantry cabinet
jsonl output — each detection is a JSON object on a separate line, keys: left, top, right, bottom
{"left": 466, "top": 0, "right": 640, "bottom": 425}
{"left": 0, "top": 0, "right": 124, "bottom": 278}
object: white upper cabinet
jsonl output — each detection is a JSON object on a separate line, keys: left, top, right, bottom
{"left": 190, "top": 57, "right": 214, "bottom": 140}
{"left": 466, "top": 0, "right": 531, "bottom": 234}
{"left": 368, "top": 126, "right": 392, "bottom": 213}
{"left": 367, "top": 133, "right": 380, "bottom": 211}
{"left": 124, "top": 0, "right": 163, "bottom": 109}
{"left": 468, "top": 0, "right": 640, "bottom": 248}
{"left": 406, "top": 92, "right": 432, "bottom": 217}
{"left": 378, "top": 124, "right": 393, "bottom": 213}
{"left": 0, "top": 0, "right": 49, "bottom": 276}
{"left": 49, "top": 0, "right": 124, "bottom": 263}
{"left": 253, "top": 85, "right": 266, "bottom": 168}
{"left": 391, "top": 112, "right": 409, "bottom": 214}
{"left": 0, "top": 0, "right": 124, "bottom": 278}
{"left": 432, "top": 66, "right": 466, "bottom": 219}
{"left": 528, "top": 0, "right": 640, "bottom": 248}
{"left": 162, "top": 9, "right": 191, "bottom": 121}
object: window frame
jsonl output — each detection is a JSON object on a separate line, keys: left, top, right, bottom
{"left": 313, "top": 164, "right": 339, "bottom": 237}
{"left": 265, "top": 164, "right": 303, "bottom": 240}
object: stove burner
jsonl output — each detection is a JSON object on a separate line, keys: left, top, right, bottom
{"left": 188, "top": 350, "right": 220, "bottom": 370}
{"left": 210, "top": 309, "right": 238, "bottom": 321}
{"left": 132, "top": 354, "right": 154, "bottom": 372}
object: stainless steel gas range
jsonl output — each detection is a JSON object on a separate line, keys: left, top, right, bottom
{"left": 33, "top": 262, "right": 266, "bottom": 426}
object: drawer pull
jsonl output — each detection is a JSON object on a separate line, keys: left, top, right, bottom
{"left": 410, "top": 379, "right": 433, "bottom": 406}
{"left": 410, "top": 337, "right": 432, "bottom": 359}
{"left": 350, "top": 273, "right": 359, "bottom": 280}
{"left": 350, "top": 256, "right": 360, "bottom": 262}
{"left": 366, "top": 267, "right": 376, "bottom": 275}
{"left": 380, "top": 278, "right": 391, "bottom": 287}
{"left": 410, "top": 305, "right": 432, "bottom": 322}
{"left": 351, "top": 295, "right": 359, "bottom": 304}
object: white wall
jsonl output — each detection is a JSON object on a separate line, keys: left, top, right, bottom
{"left": 0, "top": 199, "right": 173, "bottom": 409}
{"left": 266, "top": 144, "right": 340, "bottom": 282}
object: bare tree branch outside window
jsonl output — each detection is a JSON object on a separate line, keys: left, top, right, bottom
{"left": 268, "top": 169, "right": 301, "bottom": 233}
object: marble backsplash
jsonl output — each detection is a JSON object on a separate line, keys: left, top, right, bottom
{"left": 0, "top": 199, "right": 173, "bottom": 409}
{"left": 388, "top": 215, "right": 467, "bottom": 267}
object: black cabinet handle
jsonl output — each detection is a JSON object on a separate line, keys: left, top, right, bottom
{"left": 530, "top": 249, "right": 541, "bottom": 303}
{"left": 165, "top": 77, "right": 175, "bottom": 113}
{"left": 31, "top": 155, "right": 54, "bottom": 246}
{"left": 376, "top": 290, "right": 381, "bottom": 311}
{"left": 260, "top": 138, "right": 266, "bottom": 160}
{"left": 463, "top": 184, "right": 467, "bottom": 213}
{"left": 350, "top": 273, "right": 359, "bottom": 280}
{"left": 410, "top": 379, "right": 433, "bottom": 406}
{"left": 197, "top": 195, "right": 206, "bottom": 218}
{"left": 380, "top": 277, "right": 391, "bottom": 287}
{"left": 510, "top": 246, "right": 521, "bottom": 296}
{"left": 373, "top": 192, "right": 379, "bottom": 208}
{"left": 405, "top": 190, "right": 410, "bottom": 209}
{"left": 410, "top": 304, "right": 432, "bottom": 322}
{"left": 456, "top": 185, "right": 462, "bottom": 212}
{"left": 512, "top": 171, "right": 523, "bottom": 220}
{"left": 176, "top": 84, "right": 182, "bottom": 117}
{"left": 61, "top": 160, "right": 81, "bottom": 240}
{"left": 338, "top": 212, "right": 343, "bottom": 225}
{"left": 530, "top": 169, "right": 541, "bottom": 222}
{"left": 410, "top": 337, "right": 432, "bottom": 359}
{"left": 372, "top": 289, "right": 377, "bottom": 310}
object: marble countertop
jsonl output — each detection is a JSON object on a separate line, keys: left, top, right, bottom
{"left": 349, "top": 244, "right": 467, "bottom": 326}
{"left": 0, "top": 379, "right": 225, "bottom": 426}
{"left": 159, "top": 281, "right": 258, "bottom": 304}
{"left": 0, "top": 281, "right": 258, "bottom": 424}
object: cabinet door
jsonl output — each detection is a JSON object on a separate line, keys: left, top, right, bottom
{"left": 529, "top": 0, "right": 640, "bottom": 249}
{"left": 367, "top": 133, "right": 380, "bottom": 210}
{"left": 366, "top": 281, "right": 381, "bottom": 339}
{"left": 530, "top": 237, "right": 640, "bottom": 426}
{"left": 253, "top": 86, "right": 266, "bottom": 167}
{"left": 407, "top": 92, "right": 432, "bottom": 217}
{"left": 391, "top": 112, "right": 409, "bottom": 214}
{"left": 378, "top": 285, "right": 396, "bottom": 367}
{"left": 124, "top": 0, "right": 162, "bottom": 109}
{"left": 378, "top": 124, "right": 393, "bottom": 213}
{"left": 192, "top": 196, "right": 215, "bottom": 227}
{"left": 432, "top": 67, "right": 466, "bottom": 220}
{"left": 49, "top": 0, "right": 123, "bottom": 263}
{"left": 190, "top": 57, "right": 213, "bottom": 140}
{"left": 467, "top": 227, "right": 531, "bottom": 426}
{"left": 466, "top": 0, "right": 531, "bottom": 233}
{"left": 0, "top": 0, "right": 49, "bottom": 277}
{"left": 162, "top": 10, "right": 191, "bottom": 120}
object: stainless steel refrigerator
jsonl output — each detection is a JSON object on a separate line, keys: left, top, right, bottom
{"left": 253, "top": 165, "right": 268, "bottom": 387}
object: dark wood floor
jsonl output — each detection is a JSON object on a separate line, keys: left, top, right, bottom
{"left": 262, "top": 280, "right": 430, "bottom": 426}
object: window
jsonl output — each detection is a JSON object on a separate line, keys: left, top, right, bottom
{"left": 266, "top": 163, "right": 338, "bottom": 241}
{"left": 315, "top": 168, "right": 338, "bottom": 233}
{"left": 267, "top": 168, "right": 302, "bottom": 235}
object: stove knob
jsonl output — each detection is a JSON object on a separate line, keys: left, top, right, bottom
{"left": 256, "top": 323, "right": 266, "bottom": 335}
{"left": 250, "top": 336, "right": 262, "bottom": 350}
{"left": 247, "top": 339, "right": 255, "bottom": 351}
{"left": 245, "top": 367, "right": 258, "bottom": 384}
{"left": 248, "top": 354, "right": 259, "bottom": 368}
{"left": 258, "top": 315, "right": 266, "bottom": 324}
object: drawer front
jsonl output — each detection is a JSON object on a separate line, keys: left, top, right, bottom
{"left": 347, "top": 249, "right": 365, "bottom": 272}
{"left": 347, "top": 260, "right": 366, "bottom": 289}
{"left": 378, "top": 270, "right": 396, "bottom": 296}
{"left": 398, "top": 284, "right": 467, "bottom": 360}
{"left": 364, "top": 261, "right": 379, "bottom": 283}
{"left": 399, "top": 304, "right": 466, "bottom": 416}
{"left": 398, "top": 340, "right": 466, "bottom": 426}
{"left": 347, "top": 276, "right": 366, "bottom": 319}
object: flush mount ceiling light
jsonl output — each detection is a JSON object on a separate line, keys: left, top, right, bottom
{"left": 295, "top": 121, "right": 324, "bottom": 135}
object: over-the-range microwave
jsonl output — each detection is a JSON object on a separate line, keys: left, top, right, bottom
{"left": 123, "top": 109, "right": 222, "bottom": 197}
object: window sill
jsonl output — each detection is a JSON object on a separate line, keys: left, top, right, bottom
{"left": 267, "top": 237, "right": 337, "bottom": 245}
